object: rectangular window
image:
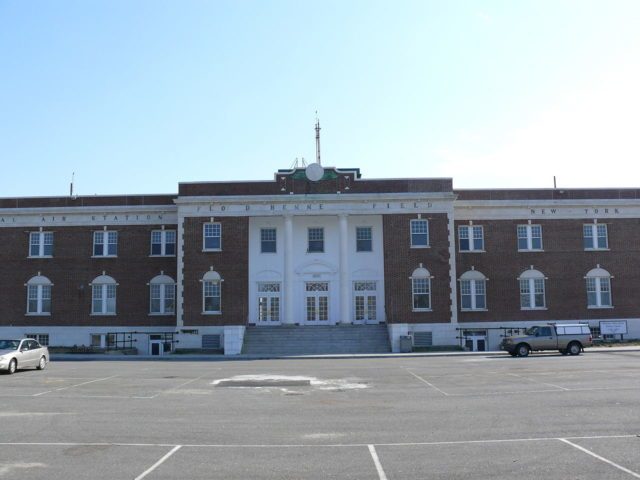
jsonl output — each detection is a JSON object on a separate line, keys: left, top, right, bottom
{"left": 150, "top": 283, "right": 175, "bottom": 314}
{"left": 92, "top": 284, "right": 116, "bottom": 314}
{"left": 203, "top": 281, "right": 221, "bottom": 313}
{"left": 583, "top": 224, "right": 608, "bottom": 250}
{"left": 459, "top": 225, "right": 484, "bottom": 252}
{"left": 520, "top": 278, "right": 545, "bottom": 309}
{"left": 27, "top": 284, "right": 51, "bottom": 314}
{"left": 410, "top": 219, "right": 429, "bottom": 247}
{"left": 151, "top": 230, "right": 177, "bottom": 256}
{"left": 356, "top": 227, "right": 373, "bottom": 252}
{"left": 203, "top": 223, "right": 222, "bottom": 251}
{"left": 260, "top": 228, "right": 277, "bottom": 253}
{"left": 412, "top": 278, "right": 431, "bottom": 310}
{"left": 460, "top": 280, "right": 486, "bottom": 310}
{"left": 26, "top": 333, "right": 49, "bottom": 346}
{"left": 517, "top": 224, "right": 542, "bottom": 251}
{"left": 29, "top": 232, "right": 54, "bottom": 257}
{"left": 587, "top": 277, "right": 612, "bottom": 308}
{"left": 308, "top": 227, "right": 324, "bottom": 253}
{"left": 93, "top": 231, "right": 118, "bottom": 257}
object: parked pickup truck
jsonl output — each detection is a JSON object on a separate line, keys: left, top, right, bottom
{"left": 500, "top": 324, "right": 592, "bottom": 357}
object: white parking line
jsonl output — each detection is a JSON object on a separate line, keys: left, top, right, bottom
{"left": 32, "top": 375, "right": 118, "bottom": 396}
{"left": 368, "top": 445, "right": 388, "bottom": 480}
{"left": 559, "top": 438, "right": 640, "bottom": 478}
{"left": 507, "top": 373, "right": 570, "bottom": 391}
{"left": 405, "top": 369, "right": 450, "bottom": 396}
{"left": 148, "top": 373, "right": 210, "bottom": 399}
{"left": 134, "top": 445, "right": 182, "bottom": 480}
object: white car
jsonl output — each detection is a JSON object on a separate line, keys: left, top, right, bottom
{"left": 0, "top": 339, "right": 49, "bottom": 374}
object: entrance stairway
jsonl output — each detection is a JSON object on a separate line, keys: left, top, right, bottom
{"left": 241, "top": 324, "right": 391, "bottom": 355}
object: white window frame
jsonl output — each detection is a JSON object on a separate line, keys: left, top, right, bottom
{"left": 29, "top": 231, "right": 54, "bottom": 258}
{"left": 459, "top": 271, "right": 487, "bottom": 311}
{"left": 93, "top": 230, "right": 118, "bottom": 257}
{"left": 583, "top": 223, "right": 609, "bottom": 250}
{"left": 257, "top": 282, "right": 281, "bottom": 322}
{"left": 25, "top": 276, "right": 52, "bottom": 315}
{"left": 410, "top": 219, "right": 429, "bottom": 248}
{"left": 149, "top": 275, "right": 176, "bottom": 315}
{"left": 203, "top": 223, "right": 222, "bottom": 251}
{"left": 356, "top": 227, "right": 373, "bottom": 252}
{"left": 260, "top": 228, "right": 277, "bottom": 254}
{"left": 353, "top": 281, "right": 377, "bottom": 321}
{"left": 150, "top": 230, "right": 176, "bottom": 256}
{"left": 458, "top": 225, "right": 484, "bottom": 252}
{"left": 586, "top": 267, "right": 613, "bottom": 308}
{"left": 307, "top": 227, "right": 324, "bottom": 253}
{"left": 91, "top": 275, "right": 117, "bottom": 315}
{"left": 518, "top": 269, "right": 546, "bottom": 310}
{"left": 202, "top": 270, "right": 222, "bottom": 314}
{"left": 517, "top": 224, "right": 543, "bottom": 251}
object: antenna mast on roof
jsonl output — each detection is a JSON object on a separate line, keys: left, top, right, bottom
{"left": 315, "top": 112, "right": 321, "bottom": 166}
{"left": 69, "top": 172, "right": 75, "bottom": 197}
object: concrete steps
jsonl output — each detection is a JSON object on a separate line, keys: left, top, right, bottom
{"left": 241, "top": 324, "right": 391, "bottom": 355}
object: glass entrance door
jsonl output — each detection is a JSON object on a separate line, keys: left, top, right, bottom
{"left": 305, "top": 282, "right": 329, "bottom": 323}
{"left": 257, "top": 282, "right": 281, "bottom": 324}
{"left": 354, "top": 281, "right": 377, "bottom": 324}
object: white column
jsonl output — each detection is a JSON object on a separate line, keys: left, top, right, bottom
{"left": 339, "top": 214, "right": 350, "bottom": 324}
{"left": 283, "top": 215, "right": 295, "bottom": 324}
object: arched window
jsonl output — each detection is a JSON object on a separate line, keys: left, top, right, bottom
{"left": 149, "top": 274, "right": 176, "bottom": 315}
{"left": 91, "top": 274, "right": 117, "bottom": 315}
{"left": 202, "top": 270, "right": 222, "bottom": 314}
{"left": 411, "top": 266, "right": 432, "bottom": 311}
{"left": 518, "top": 268, "right": 546, "bottom": 309}
{"left": 585, "top": 266, "right": 612, "bottom": 308}
{"left": 26, "top": 275, "right": 52, "bottom": 314}
{"left": 459, "top": 270, "right": 487, "bottom": 311}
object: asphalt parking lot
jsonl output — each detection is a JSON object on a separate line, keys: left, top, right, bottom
{"left": 1, "top": 351, "right": 640, "bottom": 479}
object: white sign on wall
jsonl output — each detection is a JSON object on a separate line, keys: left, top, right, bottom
{"left": 600, "top": 321, "right": 628, "bottom": 335}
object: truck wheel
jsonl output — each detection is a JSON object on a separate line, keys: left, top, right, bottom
{"left": 516, "top": 344, "right": 530, "bottom": 357}
{"left": 568, "top": 342, "right": 582, "bottom": 356}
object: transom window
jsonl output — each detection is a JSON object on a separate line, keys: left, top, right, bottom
{"left": 519, "top": 269, "right": 546, "bottom": 309}
{"left": 26, "top": 275, "right": 52, "bottom": 315}
{"left": 517, "top": 224, "right": 542, "bottom": 251}
{"left": 202, "top": 270, "right": 222, "bottom": 313}
{"left": 584, "top": 224, "right": 608, "bottom": 250}
{"left": 257, "top": 282, "right": 280, "bottom": 322}
{"left": 261, "top": 228, "right": 277, "bottom": 253}
{"left": 460, "top": 270, "right": 487, "bottom": 311}
{"left": 410, "top": 219, "right": 429, "bottom": 247}
{"left": 203, "top": 223, "right": 222, "bottom": 251}
{"left": 91, "top": 275, "right": 117, "bottom": 315}
{"left": 308, "top": 228, "right": 324, "bottom": 253}
{"left": 149, "top": 275, "right": 176, "bottom": 314}
{"left": 459, "top": 225, "right": 484, "bottom": 252}
{"left": 151, "top": 230, "right": 176, "bottom": 256}
{"left": 93, "top": 231, "right": 118, "bottom": 257}
{"left": 411, "top": 267, "right": 431, "bottom": 311}
{"left": 29, "top": 231, "right": 53, "bottom": 257}
{"left": 356, "top": 227, "right": 373, "bottom": 252}
{"left": 586, "top": 267, "right": 612, "bottom": 308}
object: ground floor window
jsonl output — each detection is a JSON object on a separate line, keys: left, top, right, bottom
{"left": 26, "top": 333, "right": 49, "bottom": 346}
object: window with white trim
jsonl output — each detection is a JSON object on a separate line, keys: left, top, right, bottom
{"left": 29, "top": 231, "right": 53, "bottom": 257}
{"left": 26, "top": 333, "right": 49, "bottom": 346}
{"left": 410, "top": 219, "right": 429, "bottom": 247}
{"left": 354, "top": 281, "right": 377, "bottom": 321}
{"left": 458, "top": 225, "right": 484, "bottom": 252}
{"left": 308, "top": 228, "right": 324, "bottom": 253}
{"left": 260, "top": 228, "right": 277, "bottom": 253}
{"left": 586, "top": 267, "right": 612, "bottom": 308}
{"left": 519, "top": 269, "right": 546, "bottom": 309}
{"left": 459, "top": 270, "right": 487, "bottom": 310}
{"left": 202, "top": 270, "right": 222, "bottom": 313}
{"left": 203, "top": 223, "right": 222, "bottom": 251}
{"left": 583, "top": 223, "right": 608, "bottom": 250}
{"left": 26, "top": 275, "right": 52, "bottom": 314}
{"left": 517, "top": 224, "right": 542, "bottom": 251}
{"left": 411, "top": 267, "right": 432, "bottom": 311}
{"left": 149, "top": 274, "right": 176, "bottom": 314}
{"left": 91, "top": 275, "right": 117, "bottom": 314}
{"left": 356, "top": 227, "right": 372, "bottom": 252}
{"left": 151, "top": 230, "right": 176, "bottom": 256}
{"left": 93, "top": 231, "right": 118, "bottom": 257}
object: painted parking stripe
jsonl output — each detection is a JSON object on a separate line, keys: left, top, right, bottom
{"left": 368, "top": 445, "right": 388, "bottom": 480}
{"left": 32, "top": 375, "right": 118, "bottom": 396}
{"left": 559, "top": 438, "right": 640, "bottom": 478}
{"left": 405, "top": 369, "right": 450, "bottom": 396}
{"left": 507, "top": 373, "right": 570, "bottom": 391}
{"left": 134, "top": 445, "right": 182, "bottom": 480}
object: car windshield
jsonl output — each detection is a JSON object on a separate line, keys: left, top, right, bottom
{"left": 0, "top": 340, "right": 20, "bottom": 350}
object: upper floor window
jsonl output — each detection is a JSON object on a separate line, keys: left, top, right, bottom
{"left": 149, "top": 274, "right": 176, "bottom": 314}
{"left": 151, "top": 230, "right": 176, "bottom": 256}
{"left": 410, "top": 219, "right": 429, "bottom": 247}
{"left": 203, "top": 223, "right": 222, "bottom": 251}
{"left": 29, "top": 231, "right": 53, "bottom": 257}
{"left": 586, "top": 266, "right": 612, "bottom": 308}
{"left": 459, "top": 270, "right": 487, "bottom": 311}
{"left": 261, "top": 228, "right": 277, "bottom": 253}
{"left": 91, "top": 274, "right": 117, "bottom": 315}
{"left": 26, "top": 275, "right": 52, "bottom": 315}
{"left": 308, "top": 227, "right": 324, "bottom": 253}
{"left": 356, "top": 227, "right": 372, "bottom": 252}
{"left": 411, "top": 266, "right": 432, "bottom": 311}
{"left": 202, "top": 270, "right": 222, "bottom": 313}
{"left": 517, "top": 224, "right": 542, "bottom": 251}
{"left": 518, "top": 268, "right": 546, "bottom": 309}
{"left": 584, "top": 223, "right": 608, "bottom": 250}
{"left": 458, "top": 225, "right": 484, "bottom": 252}
{"left": 93, "top": 231, "right": 118, "bottom": 257}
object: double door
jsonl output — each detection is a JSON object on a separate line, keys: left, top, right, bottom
{"left": 305, "top": 282, "right": 329, "bottom": 323}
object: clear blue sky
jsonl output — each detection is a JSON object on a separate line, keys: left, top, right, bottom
{"left": 1, "top": 1, "right": 639, "bottom": 197}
